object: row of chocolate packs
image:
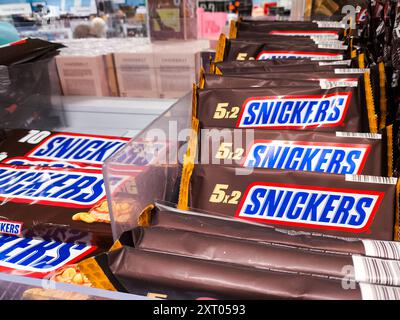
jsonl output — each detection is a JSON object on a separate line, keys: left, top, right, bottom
{"left": 73, "top": 17, "right": 400, "bottom": 300}
{"left": 180, "top": 18, "right": 400, "bottom": 239}
{"left": 0, "top": 129, "right": 130, "bottom": 297}
{"left": 0, "top": 127, "right": 174, "bottom": 250}
{"left": 0, "top": 127, "right": 178, "bottom": 298}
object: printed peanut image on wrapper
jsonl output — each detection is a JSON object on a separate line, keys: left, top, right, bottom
{"left": 198, "top": 129, "right": 390, "bottom": 176}
{"left": 178, "top": 164, "right": 399, "bottom": 240}
{"left": 227, "top": 35, "right": 349, "bottom": 51}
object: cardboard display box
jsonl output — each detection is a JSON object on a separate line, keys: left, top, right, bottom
{"left": 154, "top": 52, "right": 198, "bottom": 99}
{"left": 56, "top": 54, "right": 117, "bottom": 97}
{"left": 148, "top": 0, "right": 198, "bottom": 40}
{"left": 58, "top": 39, "right": 210, "bottom": 99}
{"left": 113, "top": 52, "right": 158, "bottom": 98}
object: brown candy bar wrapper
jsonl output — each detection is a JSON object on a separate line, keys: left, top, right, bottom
{"left": 197, "top": 128, "right": 389, "bottom": 176}
{"left": 213, "top": 58, "right": 353, "bottom": 68}
{"left": 0, "top": 234, "right": 100, "bottom": 280}
{"left": 79, "top": 245, "right": 400, "bottom": 300}
{"left": 0, "top": 164, "right": 113, "bottom": 248}
{"left": 121, "top": 225, "right": 400, "bottom": 286}
{"left": 144, "top": 204, "right": 400, "bottom": 260}
{"left": 22, "top": 288, "right": 91, "bottom": 300}
{"left": 179, "top": 165, "right": 399, "bottom": 240}
{"left": 231, "top": 20, "right": 346, "bottom": 38}
{"left": 212, "top": 60, "right": 351, "bottom": 73}
{"left": 227, "top": 35, "right": 346, "bottom": 49}
{"left": 232, "top": 34, "right": 327, "bottom": 43}
{"left": 232, "top": 30, "right": 347, "bottom": 42}
{"left": 204, "top": 69, "right": 379, "bottom": 129}
{"left": 196, "top": 86, "right": 373, "bottom": 133}
{"left": 201, "top": 73, "right": 358, "bottom": 89}
{"left": 218, "top": 37, "right": 347, "bottom": 62}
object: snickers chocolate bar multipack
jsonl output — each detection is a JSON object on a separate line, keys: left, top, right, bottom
{"left": 70, "top": 13, "right": 400, "bottom": 300}
{"left": 180, "top": 165, "right": 398, "bottom": 240}
{"left": 79, "top": 204, "right": 400, "bottom": 299}
{"left": 0, "top": 129, "right": 132, "bottom": 249}
{"left": 199, "top": 129, "right": 388, "bottom": 176}
{"left": 0, "top": 234, "right": 97, "bottom": 280}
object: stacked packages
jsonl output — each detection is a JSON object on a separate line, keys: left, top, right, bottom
{"left": 78, "top": 11, "right": 400, "bottom": 300}
{"left": 0, "top": 38, "right": 64, "bottom": 129}
{"left": 55, "top": 38, "right": 210, "bottom": 98}
{"left": 0, "top": 129, "right": 135, "bottom": 286}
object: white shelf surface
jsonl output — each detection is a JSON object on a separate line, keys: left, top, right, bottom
{"left": 56, "top": 96, "right": 177, "bottom": 137}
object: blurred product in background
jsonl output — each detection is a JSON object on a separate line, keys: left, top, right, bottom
{"left": 305, "top": 0, "right": 368, "bottom": 20}
{"left": 54, "top": 38, "right": 209, "bottom": 98}
{"left": 147, "top": 0, "right": 197, "bottom": 40}
{"left": 4, "top": 0, "right": 400, "bottom": 302}
{"left": 0, "top": 21, "right": 19, "bottom": 45}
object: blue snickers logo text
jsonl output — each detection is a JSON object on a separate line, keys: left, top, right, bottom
{"left": 0, "top": 235, "right": 94, "bottom": 272}
{"left": 0, "top": 220, "right": 22, "bottom": 236}
{"left": 237, "top": 93, "right": 352, "bottom": 129}
{"left": 0, "top": 166, "right": 105, "bottom": 207}
{"left": 236, "top": 183, "right": 382, "bottom": 232}
{"left": 27, "top": 134, "right": 128, "bottom": 166}
{"left": 243, "top": 141, "right": 369, "bottom": 174}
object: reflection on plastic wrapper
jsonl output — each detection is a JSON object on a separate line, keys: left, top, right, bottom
{"left": 104, "top": 93, "right": 193, "bottom": 240}
{"left": 0, "top": 59, "right": 64, "bottom": 130}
